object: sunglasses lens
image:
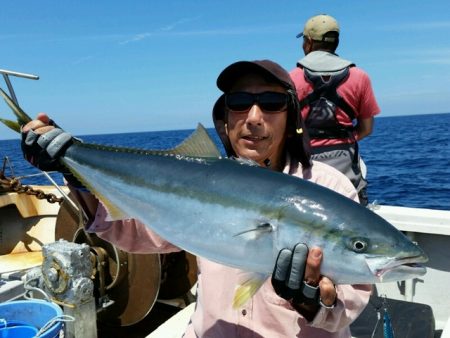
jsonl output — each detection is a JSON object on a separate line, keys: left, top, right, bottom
{"left": 226, "top": 93, "right": 254, "bottom": 112}
{"left": 225, "top": 92, "right": 288, "bottom": 112}
{"left": 258, "top": 93, "right": 288, "bottom": 112}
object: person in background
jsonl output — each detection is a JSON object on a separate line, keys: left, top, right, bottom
{"left": 21, "top": 59, "right": 371, "bottom": 337}
{"left": 290, "top": 14, "right": 381, "bottom": 205}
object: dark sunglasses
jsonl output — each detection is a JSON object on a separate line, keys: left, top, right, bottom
{"left": 225, "top": 92, "right": 288, "bottom": 113}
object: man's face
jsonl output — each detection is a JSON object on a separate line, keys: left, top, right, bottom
{"left": 225, "top": 73, "right": 288, "bottom": 169}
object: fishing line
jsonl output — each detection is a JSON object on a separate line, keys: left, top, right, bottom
{"left": 370, "top": 294, "right": 395, "bottom": 338}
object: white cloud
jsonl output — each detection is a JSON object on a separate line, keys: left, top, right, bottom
{"left": 159, "top": 16, "right": 201, "bottom": 32}
{"left": 120, "top": 16, "right": 202, "bottom": 44}
{"left": 72, "top": 55, "right": 94, "bottom": 65}
{"left": 393, "top": 48, "right": 450, "bottom": 65}
{"left": 377, "top": 21, "right": 450, "bottom": 31}
{"left": 119, "top": 21, "right": 296, "bottom": 44}
{"left": 119, "top": 33, "right": 154, "bottom": 44}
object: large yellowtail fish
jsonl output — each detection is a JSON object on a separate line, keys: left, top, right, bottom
{"left": 1, "top": 88, "right": 428, "bottom": 307}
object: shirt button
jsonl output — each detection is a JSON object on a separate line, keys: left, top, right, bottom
{"left": 242, "top": 309, "right": 247, "bottom": 316}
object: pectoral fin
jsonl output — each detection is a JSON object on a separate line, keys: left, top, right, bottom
{"left": 232, "top": 272, "right": 268, "bottom": 309}
{"left": 233, "top": 222, "right": 274, "bottom": 241}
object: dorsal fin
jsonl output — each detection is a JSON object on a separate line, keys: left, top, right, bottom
{"left": 169, "top": 123, "right": 221, "bottom": 158}
{"left": 72, "top": 123, "right": 222, "bottom": 159}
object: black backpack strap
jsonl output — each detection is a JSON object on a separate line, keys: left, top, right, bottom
{"left": 300, "top": 67, "right": 356, "bottom": 121}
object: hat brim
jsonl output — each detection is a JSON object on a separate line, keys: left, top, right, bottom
{"left": 216, "top": 60, "right": 293, "bottom": 93}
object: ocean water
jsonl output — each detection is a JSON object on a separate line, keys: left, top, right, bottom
{"left": 1, "top": 112, "right": 449, "bottom": 210}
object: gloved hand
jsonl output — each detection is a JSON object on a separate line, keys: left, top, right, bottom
{"left": 271, "top": 243, "right": 320, "bottom": 305}
{"left": 272, "top": 244, "right": 337, "bottom": 320}
{"left": 21, "top": 123, "right": 73, "bottom": 172}
{"left": 21, "top": 114, "right": 84, "bottom": 189}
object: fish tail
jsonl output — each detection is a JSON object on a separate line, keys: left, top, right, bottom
{"left": 0, "top": 88, "right": 32, "bottom": 129}
{"left": 0, "top": 117, "right": 21, "bottom": 133}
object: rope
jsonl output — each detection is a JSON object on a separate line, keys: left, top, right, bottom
{"left": 34, "top": 315, "right": 75, "bottom": 337}
{"left": 22, "top": 279, "right": 75, "bottom": 337}
{"left": 23, "top": 278, "right": 52, "bottom": 302}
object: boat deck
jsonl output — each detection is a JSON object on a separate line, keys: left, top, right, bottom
{"left": 97, "top": 302, "right": 180, "bottom": 338}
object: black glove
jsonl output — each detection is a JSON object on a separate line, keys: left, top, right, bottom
{"left": 271, "top": 243, "right": 320, "bottom": 306}
{"left": 21, "top": 123, "right": 85, "bottom": 189}
{"left": 21, "top": 125, "right": 73, "bottom": 172}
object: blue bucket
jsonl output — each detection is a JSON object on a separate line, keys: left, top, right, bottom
{"left": 0, "top": 299, "right": 63, "bottom": 338}
{"left": 0, "top": 325, "right": 38, "bottom": 338}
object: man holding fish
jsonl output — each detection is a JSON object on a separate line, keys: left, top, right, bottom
{"left": 18, "top": 59, "right": 424, "bottom": 337}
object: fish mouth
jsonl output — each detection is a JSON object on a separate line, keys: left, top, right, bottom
{"left": 365, "top": 254, "right": 428, "bottom": 282}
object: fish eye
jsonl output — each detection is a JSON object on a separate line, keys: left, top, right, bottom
{"left": 349, "top": 237, "right": 369, "bottom": 253}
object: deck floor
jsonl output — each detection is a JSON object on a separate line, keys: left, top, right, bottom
{"left": 97, "top": 302, "right": 181, "bottom": 338}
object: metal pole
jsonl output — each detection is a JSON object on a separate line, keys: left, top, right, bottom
{"left": 0, "top": 69, "right": 39, "bottom": 106}
{"left": 0, "top": 69, "right": 39, "bottom": 80}
{"left": 2, "top": 74, "right": 19, "bottom": 105}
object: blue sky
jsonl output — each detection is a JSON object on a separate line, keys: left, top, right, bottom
{"left": 1, "top": 0, "right": 449, "bottom": 140}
